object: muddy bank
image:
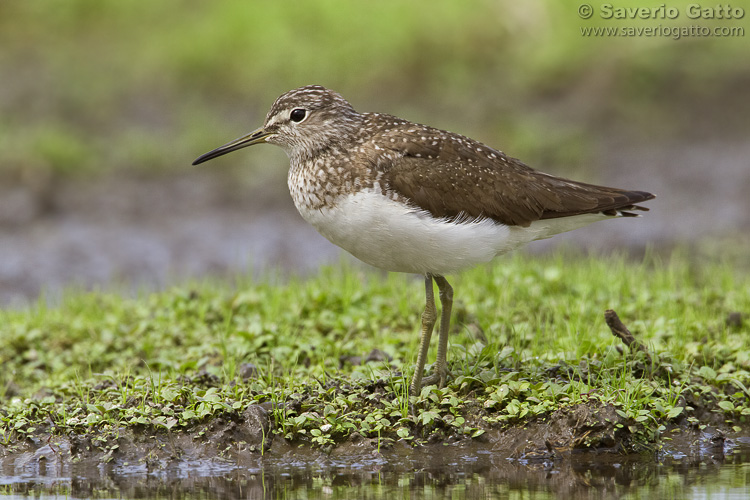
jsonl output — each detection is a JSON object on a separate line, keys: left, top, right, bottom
{"left": 1, "top": 400, "right": 743, "bottom": 468}
{"left": 2, "top": 401, "right": 748, "bottom": 499}
{"left": 2, "top": 138, "right": 750, "bottom": 307}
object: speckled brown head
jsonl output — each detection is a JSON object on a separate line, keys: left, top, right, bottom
{"left": 192, "top": 85, "right": 363, "bottom": 164}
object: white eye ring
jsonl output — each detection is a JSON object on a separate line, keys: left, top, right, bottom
{"left": 290, "top": 108, "right": 307, "bottom": 123}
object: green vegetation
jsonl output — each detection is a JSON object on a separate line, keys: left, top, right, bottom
{"left": 1, "top": 251, "right": 748, "bottom": 452}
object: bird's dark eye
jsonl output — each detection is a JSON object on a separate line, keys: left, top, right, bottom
{"left": 290, "top": 108, "right": 307, "bottom": 123}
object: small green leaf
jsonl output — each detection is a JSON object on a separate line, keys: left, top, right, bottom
{"left": 698, "top": 366, "right": 717, "bottom": 381}
{"left": 718, "top": 401, "right": 735, "bottom": 412}
{"left": 667, "top": 407, "right": 684, "bottom": 419}
{"left": 160, "top": 387, "right": 179, "bottom": 402}
{"left": 419, "top": 411, "right": 439, "bottom": 426}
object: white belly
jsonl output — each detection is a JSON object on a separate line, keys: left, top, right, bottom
{"left": 294, "top": 189, "right": 608, "bottom": 275}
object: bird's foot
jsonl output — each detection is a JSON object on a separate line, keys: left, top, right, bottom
{"left": 411, "top": 367, "right": 452, "bottom": 395}
{"left": 408, "top": 368, "right": 453, "bottom": 415}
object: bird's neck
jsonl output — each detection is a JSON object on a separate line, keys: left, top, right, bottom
{"left": 290, "top": 113, "right": 365, "bottom": 164}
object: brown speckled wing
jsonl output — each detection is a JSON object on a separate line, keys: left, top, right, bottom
{"left": 377, "top": 125, "right": 654, "bottom": 227}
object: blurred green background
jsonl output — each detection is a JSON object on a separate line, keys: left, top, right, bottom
{"left": 1, "top": 0, "right": 746, "bottom": 177}
{"left": 0, "top": 0, "right": 748, "bottom": 305}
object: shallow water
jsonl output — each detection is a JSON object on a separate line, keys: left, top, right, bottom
{"left": 3, "top": 438, "right": 750, "bottom": 499}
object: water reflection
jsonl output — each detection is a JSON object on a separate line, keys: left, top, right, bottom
{"left": 2, "top": 439, "right": 750, "bottom": 499}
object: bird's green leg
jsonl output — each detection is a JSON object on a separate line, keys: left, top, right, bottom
{"left": 419, "top": 275, "right": 454, "bottom": 389}
{"left": 410, "top": 275, "right": 437, "bottom": 396}
{"left": 432, "top": 275, "right": 453, "bottom": 387}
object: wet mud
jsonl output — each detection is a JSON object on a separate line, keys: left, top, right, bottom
{"left": 2, "top": 400, "right": 748, "bottom": 499}
{"left": 1, "top": 401, "right": 737, "bottom": 465}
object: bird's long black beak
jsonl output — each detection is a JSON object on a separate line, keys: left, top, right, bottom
{"left": 192, "top": 126, "right": 272, "bottom": 165}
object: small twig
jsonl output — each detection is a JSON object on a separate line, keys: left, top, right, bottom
{"left": 604, "top": 309, "right": 652, "bottom": 363}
